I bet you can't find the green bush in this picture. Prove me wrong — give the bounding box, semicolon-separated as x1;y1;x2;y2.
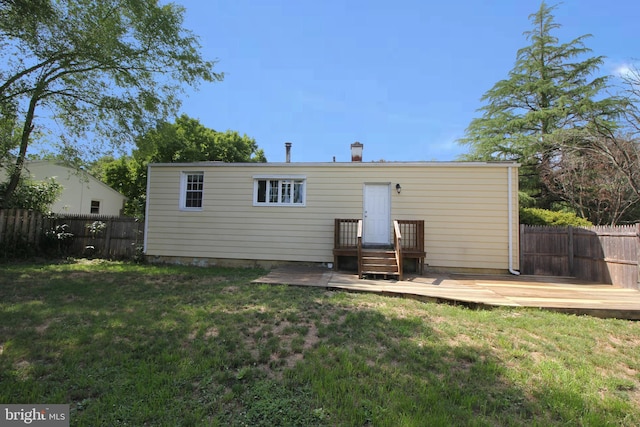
520;208;592;227
0;178;61;213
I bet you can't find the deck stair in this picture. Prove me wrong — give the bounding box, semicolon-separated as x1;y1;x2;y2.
334;218;425;281
361;247;399;278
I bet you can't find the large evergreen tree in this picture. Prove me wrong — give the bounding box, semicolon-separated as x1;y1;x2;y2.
458;2;625;207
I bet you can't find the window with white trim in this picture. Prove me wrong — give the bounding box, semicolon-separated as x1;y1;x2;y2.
180;172;204;210
90;200;100;214
253;176;306;206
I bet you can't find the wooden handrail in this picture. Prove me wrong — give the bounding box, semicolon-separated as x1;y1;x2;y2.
334;218;424;277
357;219;363;278
393;220;403;281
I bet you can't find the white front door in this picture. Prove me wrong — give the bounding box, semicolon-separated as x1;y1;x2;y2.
363;184;391;245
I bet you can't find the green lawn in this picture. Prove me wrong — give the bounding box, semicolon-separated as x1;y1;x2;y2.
0;260;639;426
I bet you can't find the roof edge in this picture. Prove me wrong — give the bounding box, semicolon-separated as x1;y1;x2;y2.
148;161;521;168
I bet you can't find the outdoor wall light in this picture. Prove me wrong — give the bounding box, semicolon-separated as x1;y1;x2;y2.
396;183;402;194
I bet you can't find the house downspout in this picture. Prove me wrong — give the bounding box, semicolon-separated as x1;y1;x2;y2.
143;164;151;255
508;166;520;275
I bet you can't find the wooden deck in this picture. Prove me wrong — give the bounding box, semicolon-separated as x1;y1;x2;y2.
253;266;640;320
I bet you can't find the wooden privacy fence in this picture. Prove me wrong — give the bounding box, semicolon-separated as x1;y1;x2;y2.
0;209;144;259
520;224;640;289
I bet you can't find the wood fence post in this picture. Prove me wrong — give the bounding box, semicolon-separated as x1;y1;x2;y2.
12;209;22;251
0;209;6;246
568;226;574;277
35;212;44;249
519;224;524;272
637;223;640;289
105;218;113;257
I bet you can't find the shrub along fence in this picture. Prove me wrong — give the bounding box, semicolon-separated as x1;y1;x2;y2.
520;224;640;289
0;209;144;259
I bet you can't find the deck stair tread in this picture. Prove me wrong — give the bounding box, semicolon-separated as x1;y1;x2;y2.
361;249;400;276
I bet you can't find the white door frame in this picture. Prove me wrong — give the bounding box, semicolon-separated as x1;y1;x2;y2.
363;183;391;245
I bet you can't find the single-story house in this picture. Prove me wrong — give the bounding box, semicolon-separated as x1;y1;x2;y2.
16;161;126;216
144;143;520;277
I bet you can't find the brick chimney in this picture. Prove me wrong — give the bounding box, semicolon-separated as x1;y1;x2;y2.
350;142;363;162
285;142;292;163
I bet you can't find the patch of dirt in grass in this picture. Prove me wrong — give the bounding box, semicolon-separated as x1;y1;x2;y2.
191;276;228;286
630;388;640;408
528;351;545;364
304;322;320;349
607;335;624;346
14;359;33;379
239;308;327;380
186;327;219;343
272;320;292;336
141;275;181;286
354;301;387;310
141;274;226;287
75;258;108;265
224;304;269;315
112;335;131;345
608;333;640;350
67;271;95;281
283;353;304;369
204;327;219;339
35;319;54;334
447;333;474;346
428;315;448;324
389;304;426;319
275;320;322;373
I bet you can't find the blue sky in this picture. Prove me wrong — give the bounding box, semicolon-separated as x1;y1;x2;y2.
176;0;638;163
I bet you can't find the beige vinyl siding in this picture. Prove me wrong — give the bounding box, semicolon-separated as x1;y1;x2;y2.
145;162;519;271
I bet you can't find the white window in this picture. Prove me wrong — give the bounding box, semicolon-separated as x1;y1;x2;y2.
180;172;204;210
253;176;306;206
90;200;100;214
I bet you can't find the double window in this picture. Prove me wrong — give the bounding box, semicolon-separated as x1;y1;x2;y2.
179;173;304;209
253;176;306;206
180;172;204;210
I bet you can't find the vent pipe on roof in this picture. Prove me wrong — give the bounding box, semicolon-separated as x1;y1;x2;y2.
285;142;292;163
351;142;363;162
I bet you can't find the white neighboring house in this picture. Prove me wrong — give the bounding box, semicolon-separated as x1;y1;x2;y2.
18;161;126;216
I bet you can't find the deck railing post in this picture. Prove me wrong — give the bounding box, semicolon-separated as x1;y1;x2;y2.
357;220;363;278
393;220;403;281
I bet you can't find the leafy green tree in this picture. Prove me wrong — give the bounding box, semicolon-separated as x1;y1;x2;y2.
83;154;117;182
0;0;222;207
458;2;625;207
0;112;18;170
0;177;61;213
134;114;266;164
93;115;266;217
102;156;145;217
